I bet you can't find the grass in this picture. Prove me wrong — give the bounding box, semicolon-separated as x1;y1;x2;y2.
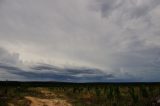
0;82;160;106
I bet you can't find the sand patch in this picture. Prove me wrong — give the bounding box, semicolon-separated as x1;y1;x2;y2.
25;96;72;106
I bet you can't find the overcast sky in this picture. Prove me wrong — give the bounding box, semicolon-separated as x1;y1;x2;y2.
0;0;160;82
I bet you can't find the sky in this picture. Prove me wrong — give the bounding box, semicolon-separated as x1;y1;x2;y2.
0;0;160;82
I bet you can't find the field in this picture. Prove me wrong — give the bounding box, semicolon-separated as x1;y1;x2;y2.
0;82;160;106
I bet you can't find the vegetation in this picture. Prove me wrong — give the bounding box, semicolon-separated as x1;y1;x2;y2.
0;82;160;106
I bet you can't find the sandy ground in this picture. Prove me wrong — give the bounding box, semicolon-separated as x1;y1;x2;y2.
25;88;72;106
25;96;72;106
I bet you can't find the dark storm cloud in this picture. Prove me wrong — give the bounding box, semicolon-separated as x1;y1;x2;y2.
0;63;21;71
0;62;114;82
0;47;114;82
32;64;105;75
0;0;160;81
93;0;160;19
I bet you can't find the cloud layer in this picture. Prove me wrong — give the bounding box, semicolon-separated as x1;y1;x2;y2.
0;0;160;81
0;49;114;82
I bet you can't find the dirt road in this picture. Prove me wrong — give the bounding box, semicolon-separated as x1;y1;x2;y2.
25;96;72;106
25;88;72;106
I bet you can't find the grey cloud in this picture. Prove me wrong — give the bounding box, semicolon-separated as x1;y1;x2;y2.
91;0;122;17
32;64;105;75
0;62;114;82
0;47;20;65
0;63;21;71
0;0;160;81
111;44;160;68
93;0;160;19
0;47;115;82
30;64;115;82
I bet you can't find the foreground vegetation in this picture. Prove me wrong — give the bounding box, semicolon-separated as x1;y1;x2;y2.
0;82;160;106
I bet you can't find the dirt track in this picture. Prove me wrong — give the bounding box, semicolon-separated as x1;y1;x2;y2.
25;88;72;106
25;96;72;106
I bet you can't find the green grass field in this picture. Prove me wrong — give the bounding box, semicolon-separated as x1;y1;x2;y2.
0;82;160;106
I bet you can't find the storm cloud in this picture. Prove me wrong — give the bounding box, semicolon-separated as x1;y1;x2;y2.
0;60;115;82
0;0;160;81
